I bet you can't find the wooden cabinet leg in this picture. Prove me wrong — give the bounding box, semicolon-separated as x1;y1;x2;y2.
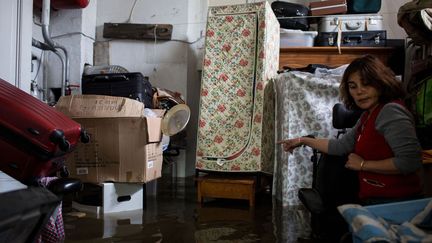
249;185;255;207
197;181;202;203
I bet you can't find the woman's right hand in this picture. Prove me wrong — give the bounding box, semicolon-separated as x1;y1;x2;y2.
277;137;303;153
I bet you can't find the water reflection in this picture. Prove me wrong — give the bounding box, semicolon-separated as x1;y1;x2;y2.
63;177;313;243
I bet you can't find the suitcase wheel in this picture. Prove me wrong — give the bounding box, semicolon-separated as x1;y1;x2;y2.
60;165;70;178
50;129;71;152
80;130;90;143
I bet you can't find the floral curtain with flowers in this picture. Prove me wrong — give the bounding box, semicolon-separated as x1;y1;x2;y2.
273;66;347;206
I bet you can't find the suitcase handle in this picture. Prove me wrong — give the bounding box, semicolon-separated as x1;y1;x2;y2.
344;21;362;31
343;34;362;44
91;74;129;82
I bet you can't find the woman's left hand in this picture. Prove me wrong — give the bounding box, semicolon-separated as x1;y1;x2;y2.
345;153;364;171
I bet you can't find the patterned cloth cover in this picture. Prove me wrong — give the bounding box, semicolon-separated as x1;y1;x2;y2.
274;66;347;206
37;177;65;243
196;2;280;174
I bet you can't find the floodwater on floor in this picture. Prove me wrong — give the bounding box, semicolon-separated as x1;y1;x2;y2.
62;176;316;243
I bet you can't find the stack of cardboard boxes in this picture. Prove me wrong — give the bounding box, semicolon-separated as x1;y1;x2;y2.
56;94;164;184
56;95;164;213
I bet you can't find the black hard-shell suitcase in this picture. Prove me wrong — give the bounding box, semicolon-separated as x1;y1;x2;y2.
82;72;153;108
0;78;89;184
271;1;309;31
315;30;386;47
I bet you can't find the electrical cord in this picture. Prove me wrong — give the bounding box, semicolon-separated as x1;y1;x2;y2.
170;36;204;44
31;51;44;82
126;0;139;23
35;0;205;45
51;32;95;41
126;0;204;44
33;12;95;41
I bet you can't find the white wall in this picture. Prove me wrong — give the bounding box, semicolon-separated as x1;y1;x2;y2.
95;0;190;97
0;0;32;91
380;0;411;38
185;0;208;177
95;0;207;177
32;0;97;102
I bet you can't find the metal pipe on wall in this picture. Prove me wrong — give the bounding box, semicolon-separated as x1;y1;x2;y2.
55;46;69;94
41;0;69;97
32;38;54;51
32;38;66;101
52;51;66;98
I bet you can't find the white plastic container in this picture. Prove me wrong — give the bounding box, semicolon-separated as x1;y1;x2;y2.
72;182;144;214
319;14;383;33
280;29;318;47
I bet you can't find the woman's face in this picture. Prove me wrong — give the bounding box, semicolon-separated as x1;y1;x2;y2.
347;72;380;111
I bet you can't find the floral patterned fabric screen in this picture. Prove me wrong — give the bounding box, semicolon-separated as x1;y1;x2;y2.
196;2;279;174
274;67;347;206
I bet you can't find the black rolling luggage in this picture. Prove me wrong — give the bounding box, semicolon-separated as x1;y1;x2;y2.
271;1;309;31
315;30;387;47
82;72;153;108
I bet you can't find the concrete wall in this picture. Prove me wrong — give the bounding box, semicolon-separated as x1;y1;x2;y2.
32;0;97;101
0;0;32;91
95;0;190;96
185;0;208;177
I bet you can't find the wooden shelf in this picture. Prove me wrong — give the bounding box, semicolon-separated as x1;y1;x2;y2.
279;46;403;70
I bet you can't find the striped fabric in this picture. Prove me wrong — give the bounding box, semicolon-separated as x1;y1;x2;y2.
338;200;432;243
338;204;393;242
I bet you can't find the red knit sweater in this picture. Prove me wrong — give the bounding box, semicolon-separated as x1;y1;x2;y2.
354;102;422;199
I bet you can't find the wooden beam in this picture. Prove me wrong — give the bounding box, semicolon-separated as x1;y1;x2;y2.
103;23;173;40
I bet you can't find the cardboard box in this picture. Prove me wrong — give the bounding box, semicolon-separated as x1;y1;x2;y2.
56;95;163;183
55;94;145;118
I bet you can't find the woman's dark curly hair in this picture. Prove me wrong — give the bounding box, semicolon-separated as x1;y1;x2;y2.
339;55;405;110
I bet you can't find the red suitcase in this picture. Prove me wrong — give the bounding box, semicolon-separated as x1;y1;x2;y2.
0;78;89;183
